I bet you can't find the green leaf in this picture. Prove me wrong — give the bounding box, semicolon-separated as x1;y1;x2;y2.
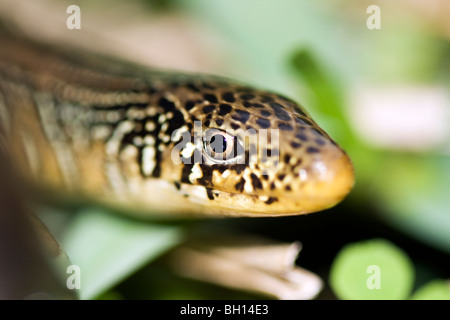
61;208;184;300
412;280;450;300
330;239;414;300
288;48;363;153
372;155;450;254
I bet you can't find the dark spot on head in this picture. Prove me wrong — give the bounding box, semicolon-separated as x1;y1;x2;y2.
296;132;308;142
235;178;245;192
215;118;224;126
158;97;176;111
270;182;276;190
277;174;285;181
260;109;271;117
203;105;215;114
232;110;250;124
269;102;291;121
222;92;235;103
197;165;213;187
218;104;232;116
240;93;255;101
206;188;214;200
256;118;271;129
181;164;194;184
265;197;277;205
250;173;263;190
306;146;320;154
166;109;185;136
204;120;211;127
291;142;302;148
284;154;291;164
315;138;326;146
231;123;240;130
185;100;196;111
285;185;292;191
278;122;293;131
203;94;218;103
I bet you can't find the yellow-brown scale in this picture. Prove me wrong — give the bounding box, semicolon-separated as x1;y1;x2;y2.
159;84;354;216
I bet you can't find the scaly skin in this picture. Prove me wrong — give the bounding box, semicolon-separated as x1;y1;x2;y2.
0;27;354;218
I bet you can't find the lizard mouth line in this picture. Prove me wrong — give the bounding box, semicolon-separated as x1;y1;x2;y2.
177;183;350;217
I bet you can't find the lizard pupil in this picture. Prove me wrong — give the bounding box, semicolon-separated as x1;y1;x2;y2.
203;128;240;164
210;134;227;154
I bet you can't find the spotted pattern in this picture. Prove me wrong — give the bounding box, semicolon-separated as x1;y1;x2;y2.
161;78;341;207
0;28;354;217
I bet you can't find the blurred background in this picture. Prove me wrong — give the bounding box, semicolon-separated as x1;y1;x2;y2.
1;0;449;299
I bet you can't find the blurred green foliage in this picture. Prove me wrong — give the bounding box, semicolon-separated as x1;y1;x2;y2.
62;209;184;299
330;239;450;300
412;279;450;300
330;239;414;300
53;0;449;300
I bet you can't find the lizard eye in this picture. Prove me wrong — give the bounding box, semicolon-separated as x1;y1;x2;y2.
203;129;242;164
